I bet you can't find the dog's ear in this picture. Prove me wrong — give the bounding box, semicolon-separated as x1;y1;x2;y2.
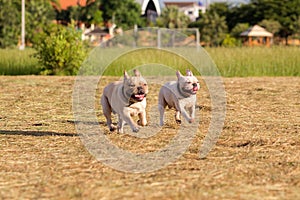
124;70;129;80
133;69;141;77
186;69;193;76
176;70;183;79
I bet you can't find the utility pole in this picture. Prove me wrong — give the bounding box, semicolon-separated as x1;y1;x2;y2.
19;0;25;50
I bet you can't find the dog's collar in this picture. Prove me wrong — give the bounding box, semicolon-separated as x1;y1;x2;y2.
177;82;190;98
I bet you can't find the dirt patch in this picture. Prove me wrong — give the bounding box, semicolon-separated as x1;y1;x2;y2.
0;76;299;199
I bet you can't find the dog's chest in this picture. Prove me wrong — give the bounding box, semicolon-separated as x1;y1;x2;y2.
128;101;146;116
179;96;196;108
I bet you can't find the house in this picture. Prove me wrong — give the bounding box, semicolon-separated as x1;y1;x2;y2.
240;25;273;47
136;0;206;22
163;0;205;21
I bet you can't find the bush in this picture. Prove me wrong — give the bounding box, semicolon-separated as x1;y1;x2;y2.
34;23;87;75
222;34;238;47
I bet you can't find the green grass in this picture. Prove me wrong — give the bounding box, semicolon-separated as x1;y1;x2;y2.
206;46;300;77
0;46;300;76
104;48;194;76
0;48;41;75
80;47;196;76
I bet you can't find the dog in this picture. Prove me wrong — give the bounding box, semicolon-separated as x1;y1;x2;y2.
158;70;200;126
101;69;148;133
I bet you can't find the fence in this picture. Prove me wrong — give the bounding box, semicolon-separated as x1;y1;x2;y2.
102;28;200;50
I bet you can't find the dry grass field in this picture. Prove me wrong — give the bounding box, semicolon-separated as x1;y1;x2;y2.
0;76;299;199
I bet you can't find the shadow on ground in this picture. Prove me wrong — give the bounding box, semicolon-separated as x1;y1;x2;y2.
0;130;78;137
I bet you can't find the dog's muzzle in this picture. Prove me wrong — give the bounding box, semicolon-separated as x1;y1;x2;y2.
131;87;147;101
192;83;199;92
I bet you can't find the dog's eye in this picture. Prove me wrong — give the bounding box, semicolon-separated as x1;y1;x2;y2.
187;81;192;84
144;83;147;86
129;84;135;87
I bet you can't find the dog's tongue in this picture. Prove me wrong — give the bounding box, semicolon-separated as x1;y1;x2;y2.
193;86;198;92
135;94;144;100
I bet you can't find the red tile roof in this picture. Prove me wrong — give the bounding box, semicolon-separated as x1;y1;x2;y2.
58;0;88;9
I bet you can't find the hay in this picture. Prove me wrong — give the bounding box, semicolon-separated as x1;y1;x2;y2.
0;76;299;199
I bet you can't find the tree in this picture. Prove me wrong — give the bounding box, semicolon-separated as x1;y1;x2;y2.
100;0;144;30
227;23;249;46
293;17;300;39
50;0;60;9
231;23;249;38
275;1;300;44
0;0;21;48
55;0;103;27
189;11;227;46
226;3;257;31
80;0;103;26
0;0;55;48
208;2;230;19
251;0;300;44
259;19;281;36
26;0;56;45
228;0;300;44
156;6;190;29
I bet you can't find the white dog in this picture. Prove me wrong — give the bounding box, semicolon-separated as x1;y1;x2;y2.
158;70;200;126
101;70;148;133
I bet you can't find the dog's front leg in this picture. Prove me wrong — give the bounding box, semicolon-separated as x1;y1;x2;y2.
117;114;125;133
180;104;193;123
121;108;139;133
187;105;195;123
138;110;147;126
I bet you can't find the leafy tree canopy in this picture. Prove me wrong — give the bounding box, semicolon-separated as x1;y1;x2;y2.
190;11;227;46
100;0;144;30
230;23;249;38
0;0;55;48
259;19;281;36
191;0;300;45
0;0;21;48
227;0;300;40
157;6;190;29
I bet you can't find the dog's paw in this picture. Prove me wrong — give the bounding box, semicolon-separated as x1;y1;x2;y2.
176;119;182;124
137;120;147;126
117;125;124;134
109;125;117;132
132;127;139;133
